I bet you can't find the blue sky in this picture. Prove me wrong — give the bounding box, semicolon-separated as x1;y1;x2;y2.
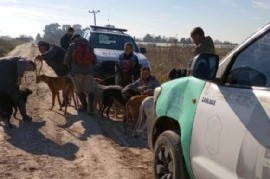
0;0;269;43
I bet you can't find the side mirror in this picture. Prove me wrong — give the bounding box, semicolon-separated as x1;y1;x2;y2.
190;53;219;80
140;47;147;54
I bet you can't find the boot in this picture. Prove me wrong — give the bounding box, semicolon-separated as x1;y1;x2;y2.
77;93;87;112
87;93;95;116
18;100;32;122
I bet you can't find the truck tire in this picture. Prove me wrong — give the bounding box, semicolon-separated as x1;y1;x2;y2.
154;130;188;179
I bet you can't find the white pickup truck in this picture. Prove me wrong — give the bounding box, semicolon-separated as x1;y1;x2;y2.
147;23;270;179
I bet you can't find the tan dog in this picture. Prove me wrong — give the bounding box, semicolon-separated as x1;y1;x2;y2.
36;75;77;114
124;95;148;134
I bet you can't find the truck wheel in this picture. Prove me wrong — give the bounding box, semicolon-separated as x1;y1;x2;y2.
154;130;188;179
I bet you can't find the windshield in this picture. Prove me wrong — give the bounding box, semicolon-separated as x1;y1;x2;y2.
90;33;139;52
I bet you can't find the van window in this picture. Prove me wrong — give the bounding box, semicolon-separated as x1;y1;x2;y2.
83;29;91;41
90;33;139;52
226;31;270;87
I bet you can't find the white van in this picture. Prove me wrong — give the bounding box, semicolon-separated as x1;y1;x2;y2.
83;25;150;84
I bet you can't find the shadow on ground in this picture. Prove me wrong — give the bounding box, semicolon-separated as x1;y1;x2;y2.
4;120;79;161
59;112;148;149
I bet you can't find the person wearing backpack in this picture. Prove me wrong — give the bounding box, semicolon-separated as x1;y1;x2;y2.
64;34;97;115
115;42;140;87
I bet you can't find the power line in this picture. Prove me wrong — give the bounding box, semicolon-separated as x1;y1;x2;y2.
88;10;100;26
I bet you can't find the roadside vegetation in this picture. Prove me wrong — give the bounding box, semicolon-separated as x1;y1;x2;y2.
0;36;33;57
144;45;234;83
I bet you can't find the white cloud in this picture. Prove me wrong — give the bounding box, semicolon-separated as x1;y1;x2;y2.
252;0;270;9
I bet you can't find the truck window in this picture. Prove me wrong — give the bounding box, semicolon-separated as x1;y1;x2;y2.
226;31;270;87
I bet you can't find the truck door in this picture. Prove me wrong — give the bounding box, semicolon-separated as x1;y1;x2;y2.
190;31;270;179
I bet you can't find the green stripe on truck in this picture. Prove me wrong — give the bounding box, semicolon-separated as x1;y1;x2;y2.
156;77;206;178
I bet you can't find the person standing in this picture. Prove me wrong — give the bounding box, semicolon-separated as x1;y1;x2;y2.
186;27;216;75
37;41;69;77
60;27;74;51
37;41;70;105
0;57;36;121
64;35;97;115
190;27;215;56
115;42;140;87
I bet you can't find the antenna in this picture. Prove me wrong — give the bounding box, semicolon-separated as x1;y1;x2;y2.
107;9;110;24
88;10;100;26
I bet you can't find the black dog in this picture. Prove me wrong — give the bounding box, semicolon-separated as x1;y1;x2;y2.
168;68;187;80
13;88;33;119
0;92;14;128
100;87;139;120
0;88;32;128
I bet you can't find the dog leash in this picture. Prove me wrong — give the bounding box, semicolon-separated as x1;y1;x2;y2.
100;73;117;83
34;56;43;95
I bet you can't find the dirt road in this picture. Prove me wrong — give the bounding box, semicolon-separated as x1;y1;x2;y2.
0;43;153;179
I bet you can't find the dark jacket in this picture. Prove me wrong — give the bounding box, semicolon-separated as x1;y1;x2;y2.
115;52;140;87
194;36;215;56
0;57;27;97
64;37;96;76
41;44;69;76
60;34;72;51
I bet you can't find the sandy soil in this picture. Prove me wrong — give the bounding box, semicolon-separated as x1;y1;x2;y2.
0;43;153;179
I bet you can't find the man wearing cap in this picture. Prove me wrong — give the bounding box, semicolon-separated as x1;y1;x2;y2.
60;27;74;51
0;57;36;121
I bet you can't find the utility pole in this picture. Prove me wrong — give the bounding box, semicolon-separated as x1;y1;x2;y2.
89;10;100;26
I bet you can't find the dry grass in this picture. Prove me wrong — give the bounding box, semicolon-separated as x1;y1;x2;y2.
144;45;234;83
0;39;16;57
0;39;33;57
